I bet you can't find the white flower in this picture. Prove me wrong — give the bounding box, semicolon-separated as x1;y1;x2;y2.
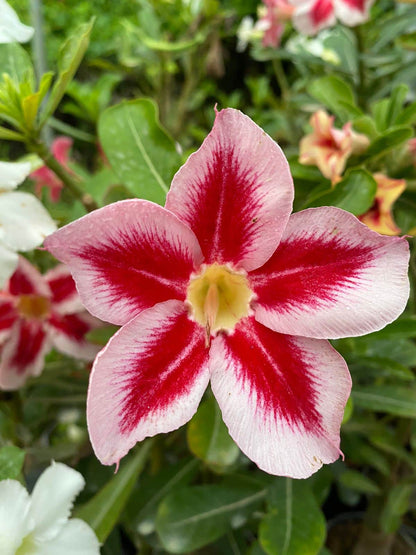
0;0;34;44
0;161;57;287
0;462;100;555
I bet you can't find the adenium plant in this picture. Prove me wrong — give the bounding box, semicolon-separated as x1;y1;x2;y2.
45;108;409;479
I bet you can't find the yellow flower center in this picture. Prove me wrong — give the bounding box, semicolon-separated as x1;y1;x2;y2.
186;263;254;346
17;294;50;320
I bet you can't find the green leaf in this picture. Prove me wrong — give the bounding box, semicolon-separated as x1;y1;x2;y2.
396;101;416;126
98;98;181;204
364;317;416;340
352;115;378;140
338;470;381;496
307;75;360;121
156;482;266;553
259;479;326;555
380;484;412;534
348;355;415;381
0;126;24;141
352;385;416;418
370;433;416;473
187;396;240;469
0;42;33;83
75;440;152;542
363;126;413;160
0;446;25;480
386;84;409;128
130;458;199;536
40;19;94;125
305;169;377;216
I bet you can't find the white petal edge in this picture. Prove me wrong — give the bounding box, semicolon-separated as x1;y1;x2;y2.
36;518;100;555
29;462;85;543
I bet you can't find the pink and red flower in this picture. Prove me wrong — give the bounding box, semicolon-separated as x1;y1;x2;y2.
45;108;409;478
30;137;73;203
0;257;101;390
259;0;295;48
291;0;375;36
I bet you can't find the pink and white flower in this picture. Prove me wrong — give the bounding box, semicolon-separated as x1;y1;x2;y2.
259;0;295;48
0;257;101;390
30;137;74;203
45;108;409;479
291;0;375;36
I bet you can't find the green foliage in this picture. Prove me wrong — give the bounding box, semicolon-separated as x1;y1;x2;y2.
98;99;181;204
0;446;25;480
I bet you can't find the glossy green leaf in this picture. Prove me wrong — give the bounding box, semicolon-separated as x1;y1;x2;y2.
259;479;326;555
0;446;25;480
130;458;199;536
75;440;152;542
305;169;377;215
187;396;240;469
307;75;360;121
156;482;266;553
338;470;381;495
364;126;413;159
98;98;181;203
352;385;416;418
40;19;94;125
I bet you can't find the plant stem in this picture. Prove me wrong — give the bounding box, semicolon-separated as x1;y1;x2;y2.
27;139;98;212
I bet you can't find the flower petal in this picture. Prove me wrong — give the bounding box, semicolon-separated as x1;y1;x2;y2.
0;319;50;390
29;462;85;543
0;0;34;43
0;296;18;342
48;312;101;360
45;200;203;326
37;518;100;555
87;300;209;465
0;191;56;251
335;0;374;26
165;108;294;272
292;0;336;35
210;317;351;478
251;207;409;339
45;265;84;314
7;256;50;297
0;242;18;288
0;479;33;555
0;160;32;190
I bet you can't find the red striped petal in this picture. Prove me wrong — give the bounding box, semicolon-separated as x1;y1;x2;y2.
48;312;101;360
87;300;209;465
210;317;351;478
45;200;203;326
251;207;409;339
166;108;294;272
0;320;49;390
45;265;83;314
7;257;50;297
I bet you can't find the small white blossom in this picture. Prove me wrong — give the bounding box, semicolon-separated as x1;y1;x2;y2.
0;462;100;555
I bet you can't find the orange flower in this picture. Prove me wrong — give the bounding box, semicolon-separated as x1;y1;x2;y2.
360;173;406;236
299;110;369;184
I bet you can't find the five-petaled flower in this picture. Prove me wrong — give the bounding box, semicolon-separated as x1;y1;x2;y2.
30;137;74;203
291;0;375;36
299;110;369;184
0;461;100;554
360;173;406;236
0;257;101;390
45;108;409;479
